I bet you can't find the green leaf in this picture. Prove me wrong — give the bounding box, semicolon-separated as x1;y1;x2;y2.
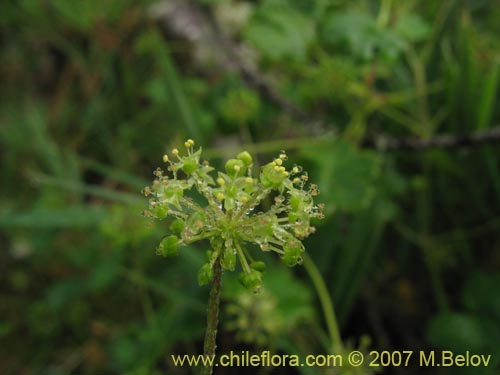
301;140;381;212
321;10;406;60
0;207;107;228
394;14;431;42
426;312;488;352
245;9;315;61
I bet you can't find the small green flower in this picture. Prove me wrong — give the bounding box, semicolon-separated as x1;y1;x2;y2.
157;235;179;257
237;151;253;166
282;239;304;266
143;141;324;292
198;263;214;286
250;261;266;272
239;269;263;293
221;246;237;271
225;158;246;177
169;219;184;235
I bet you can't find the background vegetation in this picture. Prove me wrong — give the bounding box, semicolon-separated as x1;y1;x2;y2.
1;0;500;374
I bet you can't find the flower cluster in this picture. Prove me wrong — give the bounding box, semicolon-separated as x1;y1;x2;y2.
143;140;324;292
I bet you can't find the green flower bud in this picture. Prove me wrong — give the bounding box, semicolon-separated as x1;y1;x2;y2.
221;247;236;271
282;240;304;266
282;252;301;266
293;222;312;239
260;163;286;188
198;263;213;286
170;219;184;235
250;261;266;272
239;269;263;293
225;159;246;177
153;204;168;219
237;151;253;166
182;157;198;174
157;235;179;257
226;185;238;198
254;216;276;240
289;196;302;211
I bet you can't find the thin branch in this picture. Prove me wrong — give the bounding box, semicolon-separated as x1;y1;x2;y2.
363;125;500;151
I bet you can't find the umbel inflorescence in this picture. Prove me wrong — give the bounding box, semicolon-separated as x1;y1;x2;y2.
143;140;324;292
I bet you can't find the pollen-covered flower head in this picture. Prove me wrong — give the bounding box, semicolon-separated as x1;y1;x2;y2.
143;140;324;293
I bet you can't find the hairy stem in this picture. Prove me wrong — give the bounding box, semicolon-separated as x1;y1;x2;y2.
201;258;222;375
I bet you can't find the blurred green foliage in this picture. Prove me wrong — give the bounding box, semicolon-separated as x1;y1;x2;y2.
1;0;500;374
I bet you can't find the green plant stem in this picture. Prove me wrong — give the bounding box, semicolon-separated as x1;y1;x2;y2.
303;254;343;352
234;241;251;274
377;0;392;28
201;258;222;375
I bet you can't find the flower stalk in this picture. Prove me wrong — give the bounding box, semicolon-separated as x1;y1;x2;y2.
201;256;222;375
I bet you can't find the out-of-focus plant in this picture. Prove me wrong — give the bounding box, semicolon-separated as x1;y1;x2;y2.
143;140;323;374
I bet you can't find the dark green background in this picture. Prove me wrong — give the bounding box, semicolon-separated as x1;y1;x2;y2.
1;1;499;374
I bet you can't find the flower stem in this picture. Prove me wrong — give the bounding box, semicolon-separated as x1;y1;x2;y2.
201;257;222;375
303;253;343;352
234;241;251;274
